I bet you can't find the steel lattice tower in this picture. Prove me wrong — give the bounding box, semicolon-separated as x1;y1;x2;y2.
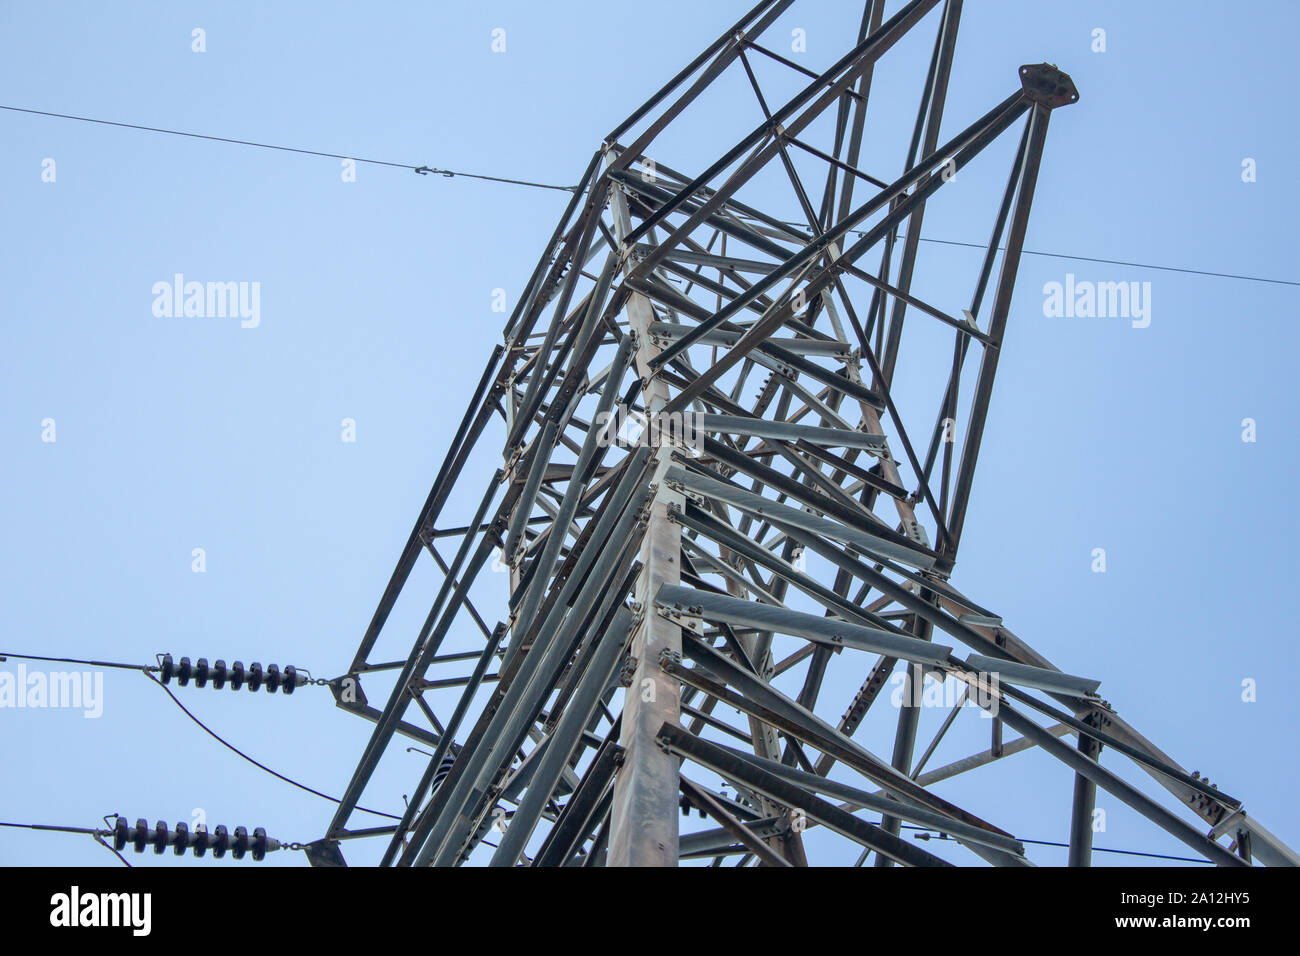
317;0;1298;867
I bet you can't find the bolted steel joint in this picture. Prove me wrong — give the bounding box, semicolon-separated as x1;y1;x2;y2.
1018;63;1079;109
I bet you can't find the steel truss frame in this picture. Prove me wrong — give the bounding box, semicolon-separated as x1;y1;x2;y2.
320;0;1297;867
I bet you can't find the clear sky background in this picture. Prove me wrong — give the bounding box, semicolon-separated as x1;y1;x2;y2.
1;0;1296;867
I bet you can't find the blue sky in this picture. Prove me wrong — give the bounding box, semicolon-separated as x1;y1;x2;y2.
1;0;1296;867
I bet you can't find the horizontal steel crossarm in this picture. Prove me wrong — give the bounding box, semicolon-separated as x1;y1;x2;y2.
647;321;852;357
698;414;885;452
657;583;952;665
667;464;935;568
964;653;1100;698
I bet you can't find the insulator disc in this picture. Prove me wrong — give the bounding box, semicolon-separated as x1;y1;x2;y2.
212;824;229;859
153;821;169;854
173;821;189;856
133;818;148;853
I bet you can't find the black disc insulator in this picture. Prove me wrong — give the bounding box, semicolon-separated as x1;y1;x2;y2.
247;662;263;691
283;665;297;694
252;826;268;862
232;825;248;860
159;654;174;684
153;820;169;854
132;818;148;853
192;825;209;857
212;659;227;689
176;657;192;686
212;824;229;859
173;821;189;856
113;816;128;851
229;661;245;690
265;663;281;693
194;658;209;688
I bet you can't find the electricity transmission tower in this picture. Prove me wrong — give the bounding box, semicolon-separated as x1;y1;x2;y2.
319;0;1297;867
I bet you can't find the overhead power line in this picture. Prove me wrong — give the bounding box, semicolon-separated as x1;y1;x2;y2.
6;104;1297;289
0;648;400;822
906;234;1300;289
0;821;132;866
904;825;1214;865
145;671;403;822
0;104;578;192
778;222;1299;290
1;817;289;865
0;650;155;670
0;659;1216;864
1;817;1208;867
